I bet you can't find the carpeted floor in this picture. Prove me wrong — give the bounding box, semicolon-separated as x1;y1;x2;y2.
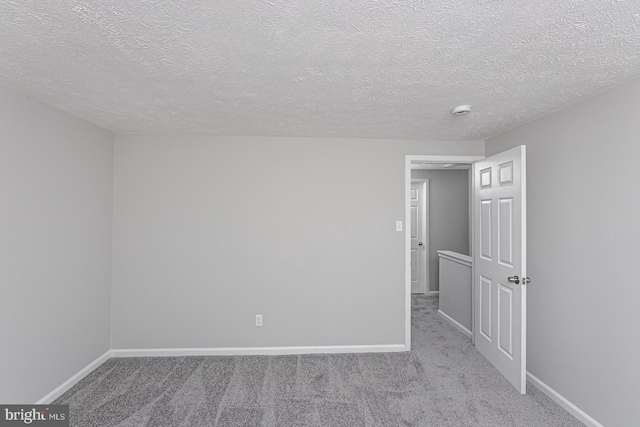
54;295;584;426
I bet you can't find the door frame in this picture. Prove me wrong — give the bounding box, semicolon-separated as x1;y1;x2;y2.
411;178;429;294
404;155;484;349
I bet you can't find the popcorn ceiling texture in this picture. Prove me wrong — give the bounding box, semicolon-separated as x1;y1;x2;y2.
1;0;639;139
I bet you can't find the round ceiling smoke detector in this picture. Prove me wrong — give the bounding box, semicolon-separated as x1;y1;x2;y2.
451;105;471;116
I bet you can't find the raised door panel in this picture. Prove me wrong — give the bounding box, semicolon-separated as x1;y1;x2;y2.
411;207;418;239
480;200;492;260
499;162;514;186
498;284;514;359
479;276;492;341
411;249;418;283
480;167;492;188
498;198;514;267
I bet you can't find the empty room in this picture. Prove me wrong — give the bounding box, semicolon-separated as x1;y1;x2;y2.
1;1;639;426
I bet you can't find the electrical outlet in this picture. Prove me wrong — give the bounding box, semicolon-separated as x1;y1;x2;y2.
255;314;263;327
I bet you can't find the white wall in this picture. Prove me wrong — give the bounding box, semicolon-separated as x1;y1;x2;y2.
411;169;469;293
111;135;483;349
487;78;640;427
0;86;114;403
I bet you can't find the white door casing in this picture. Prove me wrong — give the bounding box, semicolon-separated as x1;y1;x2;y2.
473;146;527;393
411;180;428;294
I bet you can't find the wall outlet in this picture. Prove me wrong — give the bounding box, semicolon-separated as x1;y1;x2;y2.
255;314;263;327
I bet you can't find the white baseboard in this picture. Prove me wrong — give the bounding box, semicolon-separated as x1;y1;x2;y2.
111;344;407;358
428;291;440;295
527;372;604;427
437;309;472;338
36;350;112;404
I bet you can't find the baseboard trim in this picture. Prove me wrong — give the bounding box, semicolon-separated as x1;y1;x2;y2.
36;350;112;404
111;344;407;358
427;291;440;295
527;372;604;427
437;309;472;338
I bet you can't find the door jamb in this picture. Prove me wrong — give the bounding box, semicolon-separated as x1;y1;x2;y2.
404;155;484;350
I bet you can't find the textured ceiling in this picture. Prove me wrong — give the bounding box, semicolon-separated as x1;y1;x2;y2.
1;0;639;139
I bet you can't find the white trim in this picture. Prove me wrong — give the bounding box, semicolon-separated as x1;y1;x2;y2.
110;344;407;358
405;156;412;350
410;155;485;164
427;290;439;295
438;310;472;338
36;350;112;404
520;146;528;394
468;167;473;256
424;179;430;294
405;155;484;351
527;372;604;427
470;163;476;345
437;250;472;267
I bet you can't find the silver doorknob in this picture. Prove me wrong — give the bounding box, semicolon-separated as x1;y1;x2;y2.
523;277;531;284
418;242;423;246
507;275;520;284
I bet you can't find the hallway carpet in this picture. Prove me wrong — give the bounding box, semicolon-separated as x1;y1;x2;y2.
54;296;583;426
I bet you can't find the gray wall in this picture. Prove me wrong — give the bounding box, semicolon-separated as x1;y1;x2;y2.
111;135;483;349
487;78;640;426
411;169;469;293
0;86;114;403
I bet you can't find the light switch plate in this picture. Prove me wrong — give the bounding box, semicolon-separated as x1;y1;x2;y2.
396;221;403;232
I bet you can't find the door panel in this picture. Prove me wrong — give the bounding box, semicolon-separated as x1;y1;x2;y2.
411;249;418;283
498;284;514;358
479;276;492;340
411;206;418;238
473;146;527;393
480;200;492;260
498;198;514;266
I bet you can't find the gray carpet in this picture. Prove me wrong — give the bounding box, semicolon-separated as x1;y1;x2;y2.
54;295;584;426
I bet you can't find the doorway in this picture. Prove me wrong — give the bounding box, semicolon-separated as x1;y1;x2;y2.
405;148;528;394
404;155;483;349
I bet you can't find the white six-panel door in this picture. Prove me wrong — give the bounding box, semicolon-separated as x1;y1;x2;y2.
473;146;527;393
411;180;428;294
